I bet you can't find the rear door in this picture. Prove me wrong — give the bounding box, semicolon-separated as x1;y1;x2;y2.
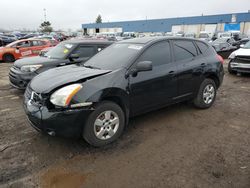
129;40;178;115
30;40;47;56
172;39;206;100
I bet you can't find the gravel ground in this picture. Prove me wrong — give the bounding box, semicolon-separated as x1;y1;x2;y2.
0;61;250;188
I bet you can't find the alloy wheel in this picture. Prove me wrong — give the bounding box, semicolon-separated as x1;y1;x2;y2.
94;110;120;140
203;84;215;104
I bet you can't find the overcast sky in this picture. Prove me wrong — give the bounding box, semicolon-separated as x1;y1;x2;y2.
0;0;250;31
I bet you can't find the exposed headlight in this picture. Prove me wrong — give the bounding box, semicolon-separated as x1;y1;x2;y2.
229;52;236;59
21;65;43;72
50;84;83;107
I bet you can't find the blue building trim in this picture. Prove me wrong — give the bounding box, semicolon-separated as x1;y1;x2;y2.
82;12;250;32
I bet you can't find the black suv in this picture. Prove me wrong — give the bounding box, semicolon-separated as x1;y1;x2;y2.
23;37;224;147
9;39;113;89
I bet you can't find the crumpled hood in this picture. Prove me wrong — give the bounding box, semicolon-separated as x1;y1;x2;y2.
233;48;250;57
14;56;60;68
30;64;111;93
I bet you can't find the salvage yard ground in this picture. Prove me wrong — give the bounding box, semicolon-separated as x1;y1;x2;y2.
0;61;250;188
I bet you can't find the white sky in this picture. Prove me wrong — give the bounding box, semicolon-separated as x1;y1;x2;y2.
0;0;249;31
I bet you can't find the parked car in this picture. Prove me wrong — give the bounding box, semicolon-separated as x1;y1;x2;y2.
211;39;237;59
228;41;250;74
232;38;250;48
2;34;18;40
175;31;185;37
9;40;113;89
198;32;211;41
0;38;3;47
0;39;53;62
20;33;40;40
185;33;196;38
0;35;16;45
23;37;224;147
35;35;59;41
165;32;174;37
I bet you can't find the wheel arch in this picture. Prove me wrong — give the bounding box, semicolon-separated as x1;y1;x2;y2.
2;53;15;62
87;88;130;126
205;73;220;88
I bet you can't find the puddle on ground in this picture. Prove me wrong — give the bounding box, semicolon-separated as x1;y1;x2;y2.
41;166;91;188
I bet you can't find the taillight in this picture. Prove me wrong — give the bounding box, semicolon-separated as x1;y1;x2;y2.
217;54;224;64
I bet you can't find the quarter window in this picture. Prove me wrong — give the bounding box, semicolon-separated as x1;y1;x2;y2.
137;41;171;66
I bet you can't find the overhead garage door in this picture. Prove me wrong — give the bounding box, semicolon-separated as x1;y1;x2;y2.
204;24;217;34
185;25;199;33
172;25;182;34
244;22;250;35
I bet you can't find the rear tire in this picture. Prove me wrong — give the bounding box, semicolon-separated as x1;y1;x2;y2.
193;79;217;109
83;101;125;147
228;60;237;74
3;54;15;62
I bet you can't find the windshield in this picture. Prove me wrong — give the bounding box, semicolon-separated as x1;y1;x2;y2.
84;43;144;70
45;42;76;59
243;41;250;49
6;40;19;47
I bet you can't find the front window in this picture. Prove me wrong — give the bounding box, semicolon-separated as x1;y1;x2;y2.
84;43;144;70
44;42;76;59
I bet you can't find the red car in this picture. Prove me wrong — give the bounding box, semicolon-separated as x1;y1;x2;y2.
0;39;53;62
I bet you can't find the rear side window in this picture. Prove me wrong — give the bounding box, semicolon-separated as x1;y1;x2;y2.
73;46;95;58
173;40;197;61
196;41;209;54
32;40;46;46
137;41;171;66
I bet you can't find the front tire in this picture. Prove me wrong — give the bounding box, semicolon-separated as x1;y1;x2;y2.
3;54;15;62
83;101;125;147
193;79;217;109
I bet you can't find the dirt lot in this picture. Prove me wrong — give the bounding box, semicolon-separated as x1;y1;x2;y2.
0;61;250;188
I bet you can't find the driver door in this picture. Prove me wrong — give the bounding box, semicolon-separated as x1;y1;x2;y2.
129;41;177;116
15;41;32;58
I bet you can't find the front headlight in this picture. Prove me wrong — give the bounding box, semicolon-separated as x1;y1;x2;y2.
229;52;236;59
21;64;43;72
50;84;82;107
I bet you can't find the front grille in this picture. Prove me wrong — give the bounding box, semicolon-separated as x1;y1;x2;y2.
235;56;250;64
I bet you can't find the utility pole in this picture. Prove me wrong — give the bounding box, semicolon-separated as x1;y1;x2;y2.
43;8;47;22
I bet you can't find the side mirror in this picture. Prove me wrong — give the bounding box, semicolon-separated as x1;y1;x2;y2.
136;61;152;72
127;61;152;78
69;53;79;61
240;44;245;48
